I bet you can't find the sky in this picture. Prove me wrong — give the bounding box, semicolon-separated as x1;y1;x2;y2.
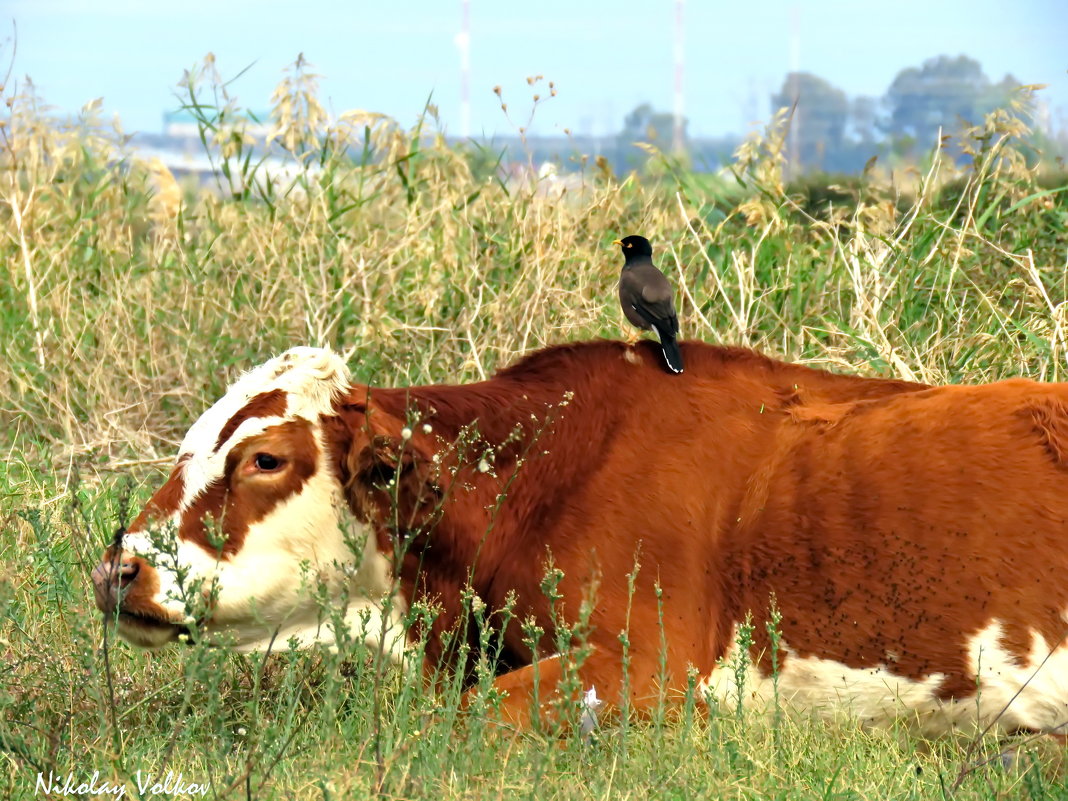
6;0;1068;140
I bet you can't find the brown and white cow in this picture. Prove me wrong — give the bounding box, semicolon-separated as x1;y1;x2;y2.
94;339;1068;736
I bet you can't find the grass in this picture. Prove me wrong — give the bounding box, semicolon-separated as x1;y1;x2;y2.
2;55;1068;798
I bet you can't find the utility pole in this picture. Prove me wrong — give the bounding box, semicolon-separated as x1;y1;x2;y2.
673;0;685;154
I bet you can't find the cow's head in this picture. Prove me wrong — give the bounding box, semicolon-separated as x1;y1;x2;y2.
91;347;407;654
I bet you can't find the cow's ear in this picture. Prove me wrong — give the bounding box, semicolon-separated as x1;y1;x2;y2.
324;386;439;509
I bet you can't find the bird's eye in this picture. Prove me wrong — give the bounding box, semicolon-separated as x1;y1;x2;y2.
253;453;283;472
625;242;632;248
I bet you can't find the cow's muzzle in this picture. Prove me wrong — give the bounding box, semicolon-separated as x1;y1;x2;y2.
91;549;187;648
91;554;139;615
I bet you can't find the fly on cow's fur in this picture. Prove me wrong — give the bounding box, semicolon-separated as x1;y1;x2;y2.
94;337;1068;742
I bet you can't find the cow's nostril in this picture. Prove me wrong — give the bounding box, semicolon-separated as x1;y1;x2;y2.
92;555;144;616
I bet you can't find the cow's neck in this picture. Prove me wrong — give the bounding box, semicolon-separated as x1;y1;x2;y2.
373;365;599;557
368;357;618;665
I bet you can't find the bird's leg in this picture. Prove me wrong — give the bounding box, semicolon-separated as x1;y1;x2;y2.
620;310;642;346
621;327;643;365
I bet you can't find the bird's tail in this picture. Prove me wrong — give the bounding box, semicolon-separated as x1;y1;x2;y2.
653;323;684;374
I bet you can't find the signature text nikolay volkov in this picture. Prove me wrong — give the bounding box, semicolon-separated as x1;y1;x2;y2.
35;770;209;797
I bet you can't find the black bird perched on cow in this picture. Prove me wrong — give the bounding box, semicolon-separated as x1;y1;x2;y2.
614;234;684;374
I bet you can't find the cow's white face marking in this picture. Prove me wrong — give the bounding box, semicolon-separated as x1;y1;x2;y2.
702;620;1068;736
118;347;406;654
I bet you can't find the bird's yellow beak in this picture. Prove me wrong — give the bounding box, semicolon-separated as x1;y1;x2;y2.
611;239;623;247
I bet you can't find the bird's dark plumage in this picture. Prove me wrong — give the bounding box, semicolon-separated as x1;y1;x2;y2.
614;235;683;374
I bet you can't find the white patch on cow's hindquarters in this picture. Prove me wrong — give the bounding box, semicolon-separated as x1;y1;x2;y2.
701;620;1068;736
122;347;409;658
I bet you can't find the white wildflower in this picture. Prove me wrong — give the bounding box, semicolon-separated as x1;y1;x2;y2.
580;686;603;737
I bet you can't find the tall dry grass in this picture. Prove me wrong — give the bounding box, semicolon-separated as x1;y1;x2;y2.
1;56;1064;477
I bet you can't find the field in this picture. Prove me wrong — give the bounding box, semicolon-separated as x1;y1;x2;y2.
3;63;1068;799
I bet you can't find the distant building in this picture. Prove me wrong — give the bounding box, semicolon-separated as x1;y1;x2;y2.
162;109;272;140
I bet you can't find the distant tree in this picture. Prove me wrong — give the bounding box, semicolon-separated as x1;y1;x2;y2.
771;72;849;170
883;55;1019;151
850;96;878;146
985;73;1022;113
616;103;689;169
620;103;686;147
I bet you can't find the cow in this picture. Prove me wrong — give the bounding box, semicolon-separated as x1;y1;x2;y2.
93;339;1068;737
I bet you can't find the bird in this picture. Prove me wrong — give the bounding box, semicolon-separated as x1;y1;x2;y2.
613;235;684;374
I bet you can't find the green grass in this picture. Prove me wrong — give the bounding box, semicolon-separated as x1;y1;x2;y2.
2;60;1068;798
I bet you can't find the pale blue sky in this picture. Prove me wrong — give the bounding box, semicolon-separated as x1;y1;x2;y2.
7;0;1068;138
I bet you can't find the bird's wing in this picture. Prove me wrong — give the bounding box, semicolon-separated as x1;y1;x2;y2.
631;265;677;322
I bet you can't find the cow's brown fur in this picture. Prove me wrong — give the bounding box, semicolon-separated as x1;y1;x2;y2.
324;340;966;723
181;419;320;556
119;419;319;568
214;389;288;452
129;454;188;532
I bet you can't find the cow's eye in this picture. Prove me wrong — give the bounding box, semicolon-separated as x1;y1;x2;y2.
253;453;283;472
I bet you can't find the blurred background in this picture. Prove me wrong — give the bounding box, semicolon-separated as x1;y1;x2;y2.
8;0;1068;177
